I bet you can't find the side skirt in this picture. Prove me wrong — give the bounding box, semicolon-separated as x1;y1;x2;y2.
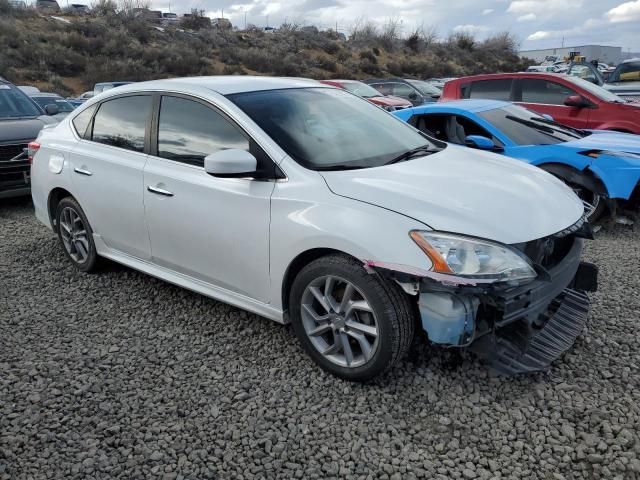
93;235;286;324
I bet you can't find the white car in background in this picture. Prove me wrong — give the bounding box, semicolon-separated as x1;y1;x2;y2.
29;77;597;380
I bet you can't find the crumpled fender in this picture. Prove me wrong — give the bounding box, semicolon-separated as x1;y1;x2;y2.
588;154;640;200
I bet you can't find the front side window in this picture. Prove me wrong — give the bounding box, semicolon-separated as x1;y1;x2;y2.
520;79;576;105
406;79;441;97
0;84;42;118
228;87;440;170
468;79;512;100
479;104;587;146
92;95;151;152
157;96;249;167
565;76;624;103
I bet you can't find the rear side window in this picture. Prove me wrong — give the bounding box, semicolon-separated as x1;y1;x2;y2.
468;79;513;100
92;96;151;153
521;79;576;105
71;104;97;138
157;96;249;167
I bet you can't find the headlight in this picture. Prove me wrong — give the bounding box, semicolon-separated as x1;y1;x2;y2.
409;231;537;284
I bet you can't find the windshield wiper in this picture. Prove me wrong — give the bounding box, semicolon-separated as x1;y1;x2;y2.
385;145;438;165
314;164;366;171
505;115;583;139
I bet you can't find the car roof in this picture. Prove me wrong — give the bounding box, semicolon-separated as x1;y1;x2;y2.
31;92;62;98
413;99;509;113
451;72;569;82
109;76;324;96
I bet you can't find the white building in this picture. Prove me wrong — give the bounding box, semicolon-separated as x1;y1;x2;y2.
519;45;623;65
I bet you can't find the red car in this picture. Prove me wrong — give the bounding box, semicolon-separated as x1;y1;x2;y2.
441;72;640;134
320;80;412;111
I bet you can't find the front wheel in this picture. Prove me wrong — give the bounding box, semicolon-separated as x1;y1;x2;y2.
289;254;415;381
564;180;606;222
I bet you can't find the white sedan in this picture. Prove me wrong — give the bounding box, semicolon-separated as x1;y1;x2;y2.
29;77;597;380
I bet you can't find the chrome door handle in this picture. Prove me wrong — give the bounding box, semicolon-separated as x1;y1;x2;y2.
147;185;174;197
74;167;92;176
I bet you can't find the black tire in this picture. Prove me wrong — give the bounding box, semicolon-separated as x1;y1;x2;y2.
289;254;415;381
55;196;100;273
542;167;607;222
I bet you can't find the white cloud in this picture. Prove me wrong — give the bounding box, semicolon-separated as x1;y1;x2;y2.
482;8;494;14
452;24;490;35
527;30;552;40
507;0;582;14
517;13;536;21
606;0;640;22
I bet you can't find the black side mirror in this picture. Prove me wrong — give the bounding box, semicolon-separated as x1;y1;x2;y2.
408;92;418;100
44;104;59;116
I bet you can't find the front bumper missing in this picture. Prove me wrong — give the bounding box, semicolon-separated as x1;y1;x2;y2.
413;237;598;374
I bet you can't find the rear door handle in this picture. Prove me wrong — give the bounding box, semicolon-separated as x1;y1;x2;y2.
147;185;174;197
74;167;92;176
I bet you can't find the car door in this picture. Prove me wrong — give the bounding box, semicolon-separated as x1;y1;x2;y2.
69;94;152;260
515;78;590;128
143;94;275;302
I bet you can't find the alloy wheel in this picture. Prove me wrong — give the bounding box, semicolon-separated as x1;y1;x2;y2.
300;275;379;368
59;206;90;263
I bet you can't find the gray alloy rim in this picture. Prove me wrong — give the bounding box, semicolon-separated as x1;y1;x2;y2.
301;275;379;368
59;207;90;264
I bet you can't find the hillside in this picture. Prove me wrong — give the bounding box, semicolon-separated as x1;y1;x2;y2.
0;2;530;96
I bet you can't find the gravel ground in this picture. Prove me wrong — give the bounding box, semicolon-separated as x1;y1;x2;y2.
1;197;640;480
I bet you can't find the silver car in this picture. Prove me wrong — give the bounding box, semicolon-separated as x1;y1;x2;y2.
30;77;596;380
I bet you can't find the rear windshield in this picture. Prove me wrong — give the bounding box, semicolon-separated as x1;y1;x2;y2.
32;96;75;113
610;61;640;83
0;84;42;118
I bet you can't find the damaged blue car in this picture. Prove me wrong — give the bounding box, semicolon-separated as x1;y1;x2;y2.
394;99;640;220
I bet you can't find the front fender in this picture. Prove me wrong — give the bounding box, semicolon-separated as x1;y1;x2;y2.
588;154;640;200
268;178;432;312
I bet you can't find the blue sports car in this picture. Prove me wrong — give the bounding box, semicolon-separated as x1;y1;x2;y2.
393;99;640;220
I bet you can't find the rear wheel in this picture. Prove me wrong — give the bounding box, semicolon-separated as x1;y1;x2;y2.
289;254;415;381
55;197;99;273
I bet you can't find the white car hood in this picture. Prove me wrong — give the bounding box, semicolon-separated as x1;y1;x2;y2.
320;146;584;244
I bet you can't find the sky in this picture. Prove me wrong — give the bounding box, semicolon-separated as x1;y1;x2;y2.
141;0;640;51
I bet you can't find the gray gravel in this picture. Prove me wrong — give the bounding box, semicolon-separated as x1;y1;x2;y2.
1;197;640;480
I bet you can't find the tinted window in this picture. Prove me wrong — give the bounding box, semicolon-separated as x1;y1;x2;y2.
521;79;576;105
72;104;97;138
158;96;249;167
390;83;417;99
32;96;74;113
469;79;512;100
229;88;440;170
479;104;587;146
92;96;151;152
0;84;42;118
368;83;392;96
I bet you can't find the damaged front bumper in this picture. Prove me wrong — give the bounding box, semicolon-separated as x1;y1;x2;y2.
374;232;598;374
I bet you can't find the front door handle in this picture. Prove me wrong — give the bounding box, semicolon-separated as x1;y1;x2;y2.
147;185;174;197
74;167;92;176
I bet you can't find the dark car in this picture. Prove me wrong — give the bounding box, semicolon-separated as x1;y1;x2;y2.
0;78;57;199
365;78;441;106
36;0;60;12
319;80;412;111
29;93;76;120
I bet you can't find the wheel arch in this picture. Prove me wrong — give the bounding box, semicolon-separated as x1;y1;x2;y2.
47;187;75;231
281;248;357;319
538;162;609;197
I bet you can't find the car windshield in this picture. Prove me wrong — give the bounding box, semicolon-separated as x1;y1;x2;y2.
0;84;42;118
32;96;75;113
565;76;625;103
228;88;440;170
407;80;442;97
610;61;640;83
479;104;589;146
340;82;383;99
